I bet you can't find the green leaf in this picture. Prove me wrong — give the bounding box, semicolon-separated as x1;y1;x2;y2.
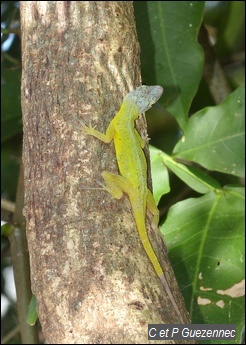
150;146;170;204
161;187;244;333
161;151;221;194
135;1;205;129
1;223;14;236
27;295;38;326
1;68;22;143
1;140;21;200
173;87;245;178
216;1;245;58
203;1;230;27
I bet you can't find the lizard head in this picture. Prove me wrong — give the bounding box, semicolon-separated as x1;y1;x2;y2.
124;85;163;114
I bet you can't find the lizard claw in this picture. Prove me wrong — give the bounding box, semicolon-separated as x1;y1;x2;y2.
69;116;95;135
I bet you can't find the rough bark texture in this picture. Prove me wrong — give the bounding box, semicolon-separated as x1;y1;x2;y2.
21;1;189;343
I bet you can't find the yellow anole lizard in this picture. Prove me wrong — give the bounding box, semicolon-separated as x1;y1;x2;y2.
82;85;185;323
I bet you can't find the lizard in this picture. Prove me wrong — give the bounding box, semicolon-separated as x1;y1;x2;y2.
82;85;185;323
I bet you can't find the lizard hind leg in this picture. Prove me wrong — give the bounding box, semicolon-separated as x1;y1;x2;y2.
101;171;132;200
146;189;159;230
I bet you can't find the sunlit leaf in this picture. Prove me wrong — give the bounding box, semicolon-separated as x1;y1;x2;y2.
174;87;245;177
161;151;220;194
161;187;244;332
150;146;170;204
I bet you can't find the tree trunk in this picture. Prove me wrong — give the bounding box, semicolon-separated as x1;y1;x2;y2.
21;1;189;343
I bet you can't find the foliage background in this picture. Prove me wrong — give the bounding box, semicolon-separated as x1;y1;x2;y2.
1;1;244;344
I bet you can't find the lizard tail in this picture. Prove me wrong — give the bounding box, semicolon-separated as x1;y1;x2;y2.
133;208;164;277
133;207;186;324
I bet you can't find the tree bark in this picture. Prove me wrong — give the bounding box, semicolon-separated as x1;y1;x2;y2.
21;1;189;343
